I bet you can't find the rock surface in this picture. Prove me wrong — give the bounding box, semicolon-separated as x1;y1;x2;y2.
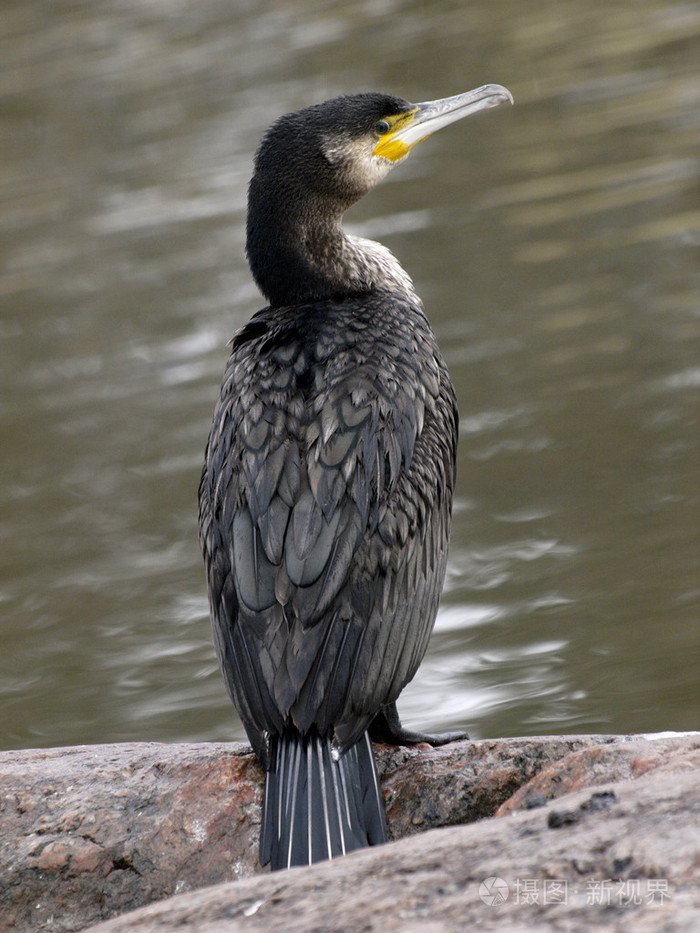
0;733;697;932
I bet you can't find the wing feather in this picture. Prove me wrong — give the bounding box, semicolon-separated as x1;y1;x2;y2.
199;293;457;753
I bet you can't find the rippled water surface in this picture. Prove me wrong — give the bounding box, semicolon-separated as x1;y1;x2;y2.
1;0;698;750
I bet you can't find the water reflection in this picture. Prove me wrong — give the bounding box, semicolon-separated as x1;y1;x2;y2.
0;0;698;751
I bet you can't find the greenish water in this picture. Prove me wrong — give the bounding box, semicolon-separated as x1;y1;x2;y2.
0;0;698;750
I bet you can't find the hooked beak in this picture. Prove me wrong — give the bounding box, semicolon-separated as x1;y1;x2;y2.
373;84;514;162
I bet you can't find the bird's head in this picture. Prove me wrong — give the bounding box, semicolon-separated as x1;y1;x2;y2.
251;85;513;210
247;86;513;305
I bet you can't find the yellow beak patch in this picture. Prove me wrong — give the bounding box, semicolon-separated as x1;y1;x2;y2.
372;109;420;162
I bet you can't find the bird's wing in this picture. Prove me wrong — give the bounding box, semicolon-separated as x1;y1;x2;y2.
199;295;457;756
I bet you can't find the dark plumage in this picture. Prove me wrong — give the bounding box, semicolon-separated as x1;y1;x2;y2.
199;86;512;870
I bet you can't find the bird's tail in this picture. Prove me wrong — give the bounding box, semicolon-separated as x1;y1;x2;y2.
260;729;387;870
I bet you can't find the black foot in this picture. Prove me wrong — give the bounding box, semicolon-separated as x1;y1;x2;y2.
368;703;468;747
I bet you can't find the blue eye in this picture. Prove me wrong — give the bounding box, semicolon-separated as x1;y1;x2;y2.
375;120;391;136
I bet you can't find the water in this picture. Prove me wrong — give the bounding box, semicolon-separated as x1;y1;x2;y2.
1;0;698;751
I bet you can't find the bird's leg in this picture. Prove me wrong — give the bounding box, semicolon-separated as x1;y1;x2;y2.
368;702;468;747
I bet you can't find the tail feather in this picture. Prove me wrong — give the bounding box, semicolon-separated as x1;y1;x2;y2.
260;730;387;870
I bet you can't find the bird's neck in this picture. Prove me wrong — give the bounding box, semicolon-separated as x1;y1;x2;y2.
246;185;416;308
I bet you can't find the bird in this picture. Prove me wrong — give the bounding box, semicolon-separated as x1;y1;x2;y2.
198;85;513;871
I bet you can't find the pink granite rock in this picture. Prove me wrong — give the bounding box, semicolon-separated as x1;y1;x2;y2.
0;733;697;932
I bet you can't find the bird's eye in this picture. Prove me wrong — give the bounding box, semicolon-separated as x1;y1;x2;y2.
375;120;391;136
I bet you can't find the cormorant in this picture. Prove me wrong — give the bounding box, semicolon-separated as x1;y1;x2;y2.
199;85;513;870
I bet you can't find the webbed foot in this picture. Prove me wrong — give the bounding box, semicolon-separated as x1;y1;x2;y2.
369;702;468;747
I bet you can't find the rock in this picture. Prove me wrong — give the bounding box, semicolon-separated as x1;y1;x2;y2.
0;742;264;933
495;731;700;815
377;734;617;837
0;733;697;932
85;744;700;933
